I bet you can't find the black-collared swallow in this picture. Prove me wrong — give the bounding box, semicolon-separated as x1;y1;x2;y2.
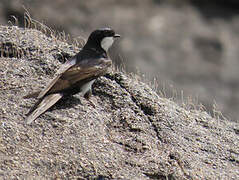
24;28;120;124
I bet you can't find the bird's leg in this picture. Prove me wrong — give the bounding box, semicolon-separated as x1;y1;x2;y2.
84;89;96;108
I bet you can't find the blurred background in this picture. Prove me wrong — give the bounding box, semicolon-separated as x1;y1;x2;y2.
0;0;239;122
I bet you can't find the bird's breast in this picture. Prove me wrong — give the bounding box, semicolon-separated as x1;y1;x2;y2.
80;79;96;96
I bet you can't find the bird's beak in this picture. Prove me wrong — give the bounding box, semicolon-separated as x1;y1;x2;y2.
114;34;121;38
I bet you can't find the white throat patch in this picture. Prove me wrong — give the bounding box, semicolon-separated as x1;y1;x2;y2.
101;37;114;51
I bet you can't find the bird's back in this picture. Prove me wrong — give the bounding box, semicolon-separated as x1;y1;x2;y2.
43;48;110;96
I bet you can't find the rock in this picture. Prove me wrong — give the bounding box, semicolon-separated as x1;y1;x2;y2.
0;26;238;179
0;0;239;122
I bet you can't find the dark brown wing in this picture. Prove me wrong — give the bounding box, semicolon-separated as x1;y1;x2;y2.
37;57;77;99
38;57;112;97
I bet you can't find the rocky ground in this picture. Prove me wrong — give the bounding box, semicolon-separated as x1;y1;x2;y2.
0;0;239;122
0;26;238;179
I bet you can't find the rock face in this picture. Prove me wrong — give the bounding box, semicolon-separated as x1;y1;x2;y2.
0;0;239;122
0;26;238;179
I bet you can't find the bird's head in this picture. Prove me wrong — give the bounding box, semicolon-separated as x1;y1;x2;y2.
84;28;120;52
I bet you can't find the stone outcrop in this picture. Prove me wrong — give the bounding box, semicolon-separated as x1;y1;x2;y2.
0;26;238;179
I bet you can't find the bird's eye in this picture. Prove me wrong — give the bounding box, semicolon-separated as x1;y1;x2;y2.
108;31;114;37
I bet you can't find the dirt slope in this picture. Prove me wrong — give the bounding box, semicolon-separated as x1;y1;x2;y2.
1;0;239;122
0;26;238;179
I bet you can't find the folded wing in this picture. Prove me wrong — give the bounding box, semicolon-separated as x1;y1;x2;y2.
38;57;112;96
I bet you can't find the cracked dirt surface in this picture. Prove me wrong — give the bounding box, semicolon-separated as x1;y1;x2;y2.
0;26;239;179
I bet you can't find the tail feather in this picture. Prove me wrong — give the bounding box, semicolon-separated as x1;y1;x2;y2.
26;97;44;116
26;93;63;124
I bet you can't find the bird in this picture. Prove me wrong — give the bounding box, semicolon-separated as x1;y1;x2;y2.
24;27;120;124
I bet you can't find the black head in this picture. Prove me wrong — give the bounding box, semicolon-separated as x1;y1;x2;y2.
83;28;120;52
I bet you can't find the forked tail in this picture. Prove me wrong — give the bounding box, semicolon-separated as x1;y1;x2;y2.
26;93;63;124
